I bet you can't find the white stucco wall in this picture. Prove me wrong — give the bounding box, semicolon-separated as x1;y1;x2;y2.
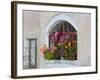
23;10;91;68
23;11;41;68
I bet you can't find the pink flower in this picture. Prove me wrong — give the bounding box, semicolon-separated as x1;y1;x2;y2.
40;47;45;55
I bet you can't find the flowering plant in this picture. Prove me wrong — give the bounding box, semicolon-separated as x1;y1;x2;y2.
40;44;55;60
40;40;77;60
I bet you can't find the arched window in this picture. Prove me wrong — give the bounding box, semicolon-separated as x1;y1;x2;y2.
49;20;77;60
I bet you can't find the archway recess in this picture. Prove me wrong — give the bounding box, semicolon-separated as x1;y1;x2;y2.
44;14;79;47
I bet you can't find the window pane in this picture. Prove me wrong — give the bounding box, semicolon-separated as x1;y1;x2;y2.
23;39;37;69
48;21;77;60
30;40;36;67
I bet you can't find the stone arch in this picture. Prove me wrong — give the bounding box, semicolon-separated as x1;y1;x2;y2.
44;14;79;47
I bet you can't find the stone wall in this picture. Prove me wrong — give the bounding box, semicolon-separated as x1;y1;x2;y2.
23;10;91;68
